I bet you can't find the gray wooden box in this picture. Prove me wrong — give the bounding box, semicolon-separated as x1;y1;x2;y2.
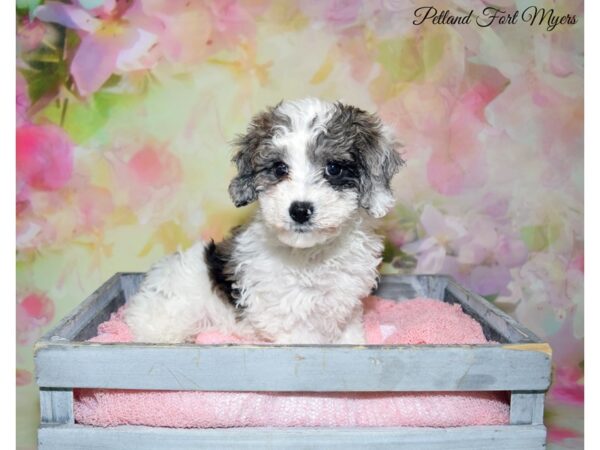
35;273;552;449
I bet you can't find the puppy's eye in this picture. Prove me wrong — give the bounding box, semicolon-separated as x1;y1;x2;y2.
273;161;288;178
325;162;343;177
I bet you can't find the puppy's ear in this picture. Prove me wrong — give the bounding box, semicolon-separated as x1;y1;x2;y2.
228;146;256;208
337;104;404;218
359;122;404;218
228;108;277;207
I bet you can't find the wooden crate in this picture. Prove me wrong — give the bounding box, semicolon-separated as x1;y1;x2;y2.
35;273;551;449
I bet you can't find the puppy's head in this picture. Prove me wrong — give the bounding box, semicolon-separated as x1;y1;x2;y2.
229;98;404;248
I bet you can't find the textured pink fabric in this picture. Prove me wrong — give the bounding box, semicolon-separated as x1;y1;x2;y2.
75;296;509;428
362;297;488;345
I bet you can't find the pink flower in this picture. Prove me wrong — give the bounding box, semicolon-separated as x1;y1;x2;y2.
16;71;30;126
485;76;583;188
403;205;528;297
467;265;512;297
16;124;74;200
142;0;263;66
381;74;507;196
324;0;363;27
16;369;33;386
34;1;159;96
298;0;363;28
549;366;584;406
16;293;55;345
403;205;467;274
75;185;114;232
547;426;581;443
208;0;254;35
495;234;528;268
478;192;509;219
127;146;182;188
139;0;213;66
16;17;47;53
426;82;500;195
362;1;419;38
569;250;584;273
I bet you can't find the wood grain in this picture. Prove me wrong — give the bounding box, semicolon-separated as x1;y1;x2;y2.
38;424;548;450
35;341;551;392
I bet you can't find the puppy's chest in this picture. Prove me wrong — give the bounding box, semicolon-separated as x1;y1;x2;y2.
233;241;381;319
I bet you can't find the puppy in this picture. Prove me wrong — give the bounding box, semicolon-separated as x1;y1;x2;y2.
123;98;403;344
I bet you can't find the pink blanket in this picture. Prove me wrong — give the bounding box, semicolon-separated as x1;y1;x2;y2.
74;297;509;428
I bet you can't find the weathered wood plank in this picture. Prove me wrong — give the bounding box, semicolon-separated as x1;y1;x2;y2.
38;424;547;450
374;275;450;301
119;273;145;302
510;392;546;425
39;388;74;424
444;281;542;344
70;273;145;342
39;273;123;342
35;341;551;392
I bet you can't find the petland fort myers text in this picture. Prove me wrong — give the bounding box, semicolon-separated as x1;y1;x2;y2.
413;6;578;31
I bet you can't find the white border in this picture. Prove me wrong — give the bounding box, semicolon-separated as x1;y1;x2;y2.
585;1;594;448
5;2;16;449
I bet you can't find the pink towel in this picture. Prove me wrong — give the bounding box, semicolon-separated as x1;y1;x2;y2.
75;297;509;428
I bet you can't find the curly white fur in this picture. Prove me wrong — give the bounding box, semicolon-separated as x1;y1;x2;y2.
122;243;240;343
124;214;381;344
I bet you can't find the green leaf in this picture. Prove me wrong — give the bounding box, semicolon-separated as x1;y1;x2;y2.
382;239;397;263
520;226;548;252
520;224;562;252
19;27;78;106
16;0;42;12
40;90;139;144
20;62;68;105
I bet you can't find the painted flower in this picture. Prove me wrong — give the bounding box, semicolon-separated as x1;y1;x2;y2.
16;293;55;345
297;0;364;28
34;1;159;96
16;71;30;126
16;16;47;53
363;0;419;37
498;248;584;351
127;145;182;188
485;75;583;189
402;205;466;273
16;369;33;386
75;185;115;233
208;0;256;42
550;366;584;406
426;80;506;196
100;143;183;224
380;65;507;195
138;0;213;66
16;124;74;201
324;0;363;27
403;205;528;297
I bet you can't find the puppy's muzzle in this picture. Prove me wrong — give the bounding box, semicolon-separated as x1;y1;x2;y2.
289;201;314;224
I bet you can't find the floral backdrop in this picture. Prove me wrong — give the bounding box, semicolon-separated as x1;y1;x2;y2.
16;0;583;448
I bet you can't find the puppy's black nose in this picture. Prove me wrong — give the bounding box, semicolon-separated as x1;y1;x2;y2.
289;201;314;224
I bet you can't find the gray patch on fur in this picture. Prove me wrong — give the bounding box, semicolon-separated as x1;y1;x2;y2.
229;104;291;207
229;100;404;214
311;102;405;215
